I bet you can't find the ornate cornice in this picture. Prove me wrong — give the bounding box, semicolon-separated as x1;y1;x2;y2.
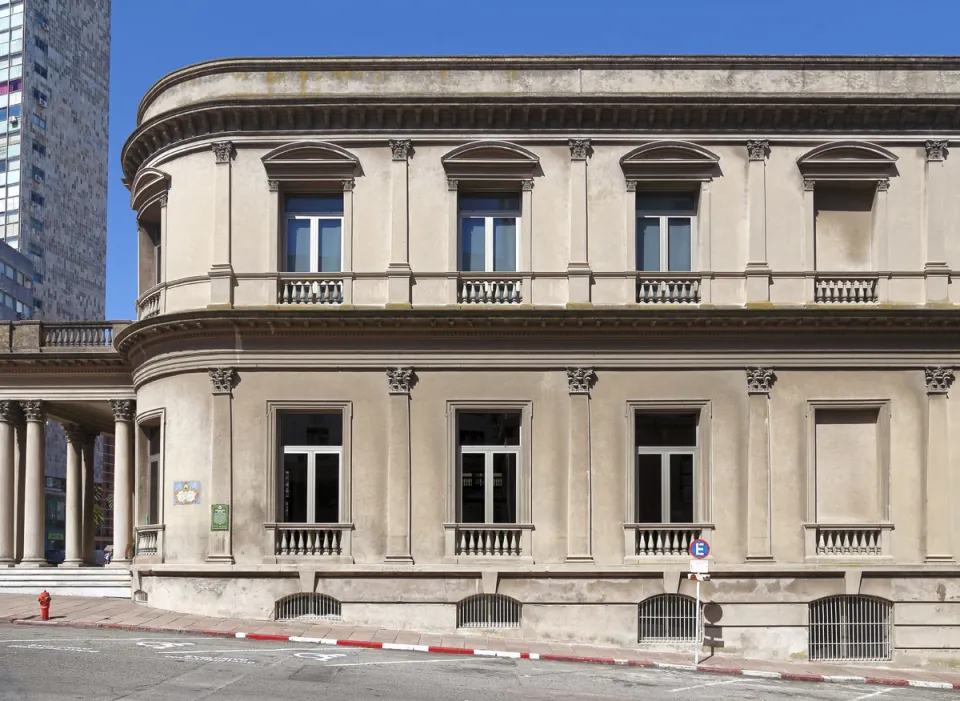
389;139;411;161
21;400;44;422
925;366;954;394
746;139;770;161
746;366;776;394
567;367;595;394
208;367;236;395
211;141;233;164
109;399;135;422
925;139;949;161
386;367;413;394
568;139;591;161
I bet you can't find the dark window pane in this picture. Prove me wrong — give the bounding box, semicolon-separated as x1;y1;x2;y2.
636;454;662;523
638;217;660;271
281;413;342;447
285;219;311;272
147;426;160;456
636;191;698;214
282;454;308;522
460;453;486;523
314;454;340;523
492;453;517;524
460;217;486;272
458;192;521;214
285;194;344;215
458;412;521;446
669;454;695;523
635;413;697;448
667;218;692;271
147;461;159;526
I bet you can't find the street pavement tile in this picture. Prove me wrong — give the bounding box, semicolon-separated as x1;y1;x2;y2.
393;630;422;645
371;629;400;643
440;636;466;648
301;624;334;638
346;627;381;640
417;633;444;646
460;635;489;649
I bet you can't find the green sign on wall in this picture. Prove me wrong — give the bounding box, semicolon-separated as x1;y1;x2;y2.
211;504;230;531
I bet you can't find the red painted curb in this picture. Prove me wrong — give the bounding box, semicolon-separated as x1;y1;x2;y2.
336;640;384;649
696;666;743;676
540;654;616;666
426;646;474;656
781;672;826;683
245;633;290;642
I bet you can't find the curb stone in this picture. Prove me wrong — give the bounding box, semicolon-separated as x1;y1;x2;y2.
9;617;959;691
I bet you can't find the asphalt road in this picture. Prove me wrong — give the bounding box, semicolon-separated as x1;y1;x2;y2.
0;623;953;700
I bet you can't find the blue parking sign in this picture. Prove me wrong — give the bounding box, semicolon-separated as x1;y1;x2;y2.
689;539;710;559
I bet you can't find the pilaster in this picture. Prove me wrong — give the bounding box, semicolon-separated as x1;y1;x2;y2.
210;141;235;306
566;367;595;563
385;368;414;563
387;140;412;305
745;140;771;302
567;140;592;304
207;368;236;563
923;141;951;303
924;367;954;561
745;368;775;561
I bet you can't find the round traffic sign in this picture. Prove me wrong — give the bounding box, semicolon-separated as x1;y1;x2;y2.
689;539;710;559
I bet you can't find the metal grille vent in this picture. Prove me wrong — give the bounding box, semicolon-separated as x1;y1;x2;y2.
456;594;521;629
274;593;342;622
133;590;148;604
809;596;892;662
638;594;699;643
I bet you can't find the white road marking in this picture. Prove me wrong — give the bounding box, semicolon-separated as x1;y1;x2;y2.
668;679;741;693
294;652;348;662
324;659;468;668
848;689;892;701
158;647;318;655
137;641;195;650
7;643;97;653
166;654;255;665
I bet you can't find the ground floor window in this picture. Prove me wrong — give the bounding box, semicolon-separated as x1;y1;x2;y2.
638;594;699;643
457;594;521;628
457;411;521;524
280;412;342;523
809;595;892;662
275;593;342;622
635;413;698;523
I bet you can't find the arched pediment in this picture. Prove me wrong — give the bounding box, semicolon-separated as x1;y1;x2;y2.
261;141;360;181
441;140;539;180
798;141;898;181
129;167;170;218
620;141;720;181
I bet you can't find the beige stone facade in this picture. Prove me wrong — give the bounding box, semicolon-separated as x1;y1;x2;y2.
3;55;960;663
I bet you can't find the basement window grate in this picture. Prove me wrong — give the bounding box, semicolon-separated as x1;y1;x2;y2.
456;594;521;629
809;595;892;662
133;590;147;604
274;593;342;622
638;594;699;643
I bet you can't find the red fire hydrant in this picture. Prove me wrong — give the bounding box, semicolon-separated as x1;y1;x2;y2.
38;590;51;621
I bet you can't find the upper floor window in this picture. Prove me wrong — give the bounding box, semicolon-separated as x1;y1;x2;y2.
32;62;45;79
32;36;46;54
284;193;342;273
635;412;698;524
31;140;44;157
280;412;343;524
636;191;697;272
458;193;520;273
144;424;161;526
457;411;521;524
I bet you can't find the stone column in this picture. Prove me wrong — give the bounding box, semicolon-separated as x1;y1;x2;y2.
61;424;85;567
19;401;47;567
923;141;951;303
567;139;592;304
566;367;595;563
207;367;236;563
387;139;412;305
745;140;771;303
385;368;414;563
924;367;954;561
209;141;234;306
745;368;775;562
0;401;19;566
110;399;135;566
81;432;96;564
13;418;25;562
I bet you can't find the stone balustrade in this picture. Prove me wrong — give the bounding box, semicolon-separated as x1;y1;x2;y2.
627;524;706;557
815;275;879;304
455;525;525;556
636;276;702;304
267;523;351;557
135;524;164;558
458;277;522;305
0;321;128;353
278;276;344;305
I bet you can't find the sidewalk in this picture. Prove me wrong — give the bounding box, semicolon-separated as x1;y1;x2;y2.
1;593;958;692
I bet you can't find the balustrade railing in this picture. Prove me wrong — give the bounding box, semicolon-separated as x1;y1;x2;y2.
815;276;878;304
458;277;522;305
815;525;884;557
636;276;701;304
628;524;704;556
42;323;115;348
137;290;161;320
271;524;348;556
278;277;344;305
135;525;164;558
455;526;524;556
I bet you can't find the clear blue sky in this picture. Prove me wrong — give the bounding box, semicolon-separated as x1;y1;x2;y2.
106;0;959;319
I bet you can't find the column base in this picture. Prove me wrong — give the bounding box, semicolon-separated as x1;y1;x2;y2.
107;559;131;568
17;559;51;568
0;560;16;568
59;559;85;568
385;555;414;564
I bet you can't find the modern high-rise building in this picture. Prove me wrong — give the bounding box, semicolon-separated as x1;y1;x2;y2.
0;0;111;561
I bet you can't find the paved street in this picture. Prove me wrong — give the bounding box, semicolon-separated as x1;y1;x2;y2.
0;623;953;700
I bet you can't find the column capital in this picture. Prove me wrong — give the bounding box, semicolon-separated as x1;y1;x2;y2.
803;179;816;191
267;179;279;192
876;178;891;192
109;399;135;423
209;367;237;395
389;139;412;162
341;178;355;192
567;367;596;394
20;400;44;422
925;140;949;162
0;400;19;424
568;139;592;161
157;192;168;208
925;366;955;395
446;178;458;192
521;179;535;191
211;141;233;164
63;423;86;444
387;367;414;394
625;180;638;192
746;139;770;161
746;367;776;395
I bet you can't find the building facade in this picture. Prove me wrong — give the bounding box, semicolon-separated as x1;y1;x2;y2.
2;55;960;664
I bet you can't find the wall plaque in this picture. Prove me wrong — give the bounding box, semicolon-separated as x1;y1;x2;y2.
173;481;201;506
211;504;230;531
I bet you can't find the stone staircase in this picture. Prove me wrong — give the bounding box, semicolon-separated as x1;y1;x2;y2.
0;568;131;598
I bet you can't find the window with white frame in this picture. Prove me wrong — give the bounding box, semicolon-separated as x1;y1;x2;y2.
635;413;698;523
280;412;342;523
457;411;521;523
458;193;520;272
284;193;343;273
636;191;697;272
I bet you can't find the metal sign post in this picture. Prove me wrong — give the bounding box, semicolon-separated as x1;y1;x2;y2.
688;539;711;666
